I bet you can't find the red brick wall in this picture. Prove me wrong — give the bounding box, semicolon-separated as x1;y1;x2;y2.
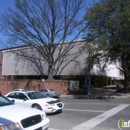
0;51;2;76
0;80;70;95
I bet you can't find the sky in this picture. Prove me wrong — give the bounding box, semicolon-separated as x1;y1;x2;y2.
0;0;15;49
0;0;14;13
0;0;99;49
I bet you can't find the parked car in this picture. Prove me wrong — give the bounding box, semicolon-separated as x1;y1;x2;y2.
39;88;61;98
13;89;27;92
0;93;50;130
5;91;64;114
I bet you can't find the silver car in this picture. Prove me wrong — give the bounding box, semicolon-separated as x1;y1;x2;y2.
39;88;61;98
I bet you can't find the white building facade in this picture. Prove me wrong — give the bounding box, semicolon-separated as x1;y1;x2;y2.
1;41;124;87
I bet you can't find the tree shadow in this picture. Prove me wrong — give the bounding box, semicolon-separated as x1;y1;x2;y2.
47;110;62;116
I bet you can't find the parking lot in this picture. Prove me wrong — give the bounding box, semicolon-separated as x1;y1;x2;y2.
48;97;130;130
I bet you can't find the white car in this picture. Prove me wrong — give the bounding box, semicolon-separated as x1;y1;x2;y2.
0;94;50;130
13;89;27;92
5;91;64;114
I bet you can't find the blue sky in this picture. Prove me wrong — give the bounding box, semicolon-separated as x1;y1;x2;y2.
0;0;15;48
0;0;99;14
0;0;14;14
0;0;99;49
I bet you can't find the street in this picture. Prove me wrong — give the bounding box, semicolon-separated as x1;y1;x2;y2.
48;97;130;130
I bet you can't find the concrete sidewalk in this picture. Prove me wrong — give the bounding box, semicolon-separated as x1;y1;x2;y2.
61;86;130;99
61;93;130;99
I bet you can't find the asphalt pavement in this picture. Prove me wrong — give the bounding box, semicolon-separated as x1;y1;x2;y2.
48;96;130;130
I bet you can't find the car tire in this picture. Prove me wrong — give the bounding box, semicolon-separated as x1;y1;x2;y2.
46;94;50;97
32;104;42;110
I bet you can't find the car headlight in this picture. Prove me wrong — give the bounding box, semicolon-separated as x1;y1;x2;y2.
0;122;21;130
41;114;47;120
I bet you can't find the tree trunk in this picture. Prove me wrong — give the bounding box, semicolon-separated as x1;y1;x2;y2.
122;57;130;93
123;73;130;93
47;64;55;80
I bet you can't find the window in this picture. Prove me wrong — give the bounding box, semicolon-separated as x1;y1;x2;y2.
0;96;9;104
15;93;27;100
7;93;15;98
39;89;43;92
43;89;48;92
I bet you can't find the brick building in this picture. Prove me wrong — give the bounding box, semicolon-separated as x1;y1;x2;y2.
0;40;124;94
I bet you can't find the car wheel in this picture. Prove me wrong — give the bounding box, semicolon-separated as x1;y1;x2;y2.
46;94;50;97
32;104;42;110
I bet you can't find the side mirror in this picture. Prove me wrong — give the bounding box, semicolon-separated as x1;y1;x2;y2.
11;100;15;103
23;98;28;101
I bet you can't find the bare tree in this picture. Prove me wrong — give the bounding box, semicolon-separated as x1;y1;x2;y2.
0;0;86;80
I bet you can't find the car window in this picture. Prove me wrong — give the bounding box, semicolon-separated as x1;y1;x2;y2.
7;93;15;98
15;93;28;100
43;89;48;92
0;96;9;103
39;89;43;92
0;94;13;106
27;92;43;99
49;89;55;91
40;89;48;92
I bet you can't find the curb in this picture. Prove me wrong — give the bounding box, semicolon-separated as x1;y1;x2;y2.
61;93;130;99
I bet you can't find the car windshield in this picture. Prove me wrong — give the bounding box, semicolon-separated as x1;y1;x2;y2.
0;94;13;106
26;92;44;100
49;89;55;91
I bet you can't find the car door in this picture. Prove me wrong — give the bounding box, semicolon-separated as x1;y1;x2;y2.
7;92;29;106
39;89;48;97
15;92;35;108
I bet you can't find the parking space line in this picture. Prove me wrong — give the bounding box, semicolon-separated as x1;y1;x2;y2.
71;104;129;130
63;109;105;113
